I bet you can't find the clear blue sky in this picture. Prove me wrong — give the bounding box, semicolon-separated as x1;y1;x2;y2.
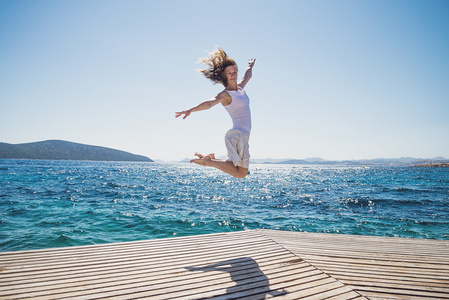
1;0;448;161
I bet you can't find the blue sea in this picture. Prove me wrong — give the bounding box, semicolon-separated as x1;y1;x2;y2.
1;159;448;252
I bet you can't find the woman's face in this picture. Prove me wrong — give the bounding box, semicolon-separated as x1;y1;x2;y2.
224;65;238;85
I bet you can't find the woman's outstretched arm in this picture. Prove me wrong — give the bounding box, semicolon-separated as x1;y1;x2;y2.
175;91;231;119
238;58;256;89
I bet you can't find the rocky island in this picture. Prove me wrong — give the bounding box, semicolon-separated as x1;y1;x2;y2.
0;140;153;162
412;162;449;168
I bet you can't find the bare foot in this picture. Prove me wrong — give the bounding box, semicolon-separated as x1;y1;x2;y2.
190;153;212;166
193;152;204;159
193;152;215;159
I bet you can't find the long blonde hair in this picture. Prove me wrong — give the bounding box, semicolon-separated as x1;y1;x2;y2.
197;47;237;87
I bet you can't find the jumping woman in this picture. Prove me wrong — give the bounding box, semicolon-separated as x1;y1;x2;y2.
175;47;256;179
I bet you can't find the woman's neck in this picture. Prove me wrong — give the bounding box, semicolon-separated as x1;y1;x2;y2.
226;82;238;91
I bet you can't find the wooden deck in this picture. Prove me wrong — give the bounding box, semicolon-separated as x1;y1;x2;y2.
0;230;447;299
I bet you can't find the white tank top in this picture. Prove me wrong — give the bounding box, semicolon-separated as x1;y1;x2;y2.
224;88;251;133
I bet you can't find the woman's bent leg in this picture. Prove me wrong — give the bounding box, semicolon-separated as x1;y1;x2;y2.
191;154;248;179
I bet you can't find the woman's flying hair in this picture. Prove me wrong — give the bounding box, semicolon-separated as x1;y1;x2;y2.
197;47;237;87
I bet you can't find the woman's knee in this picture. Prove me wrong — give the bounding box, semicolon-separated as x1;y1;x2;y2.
234;167;248;179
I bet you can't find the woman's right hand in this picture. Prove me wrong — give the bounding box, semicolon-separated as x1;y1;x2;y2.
175;110;191;119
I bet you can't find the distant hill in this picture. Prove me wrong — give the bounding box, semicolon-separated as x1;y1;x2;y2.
0;140;153;162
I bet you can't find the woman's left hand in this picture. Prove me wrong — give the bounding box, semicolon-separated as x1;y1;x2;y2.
248;58;256;68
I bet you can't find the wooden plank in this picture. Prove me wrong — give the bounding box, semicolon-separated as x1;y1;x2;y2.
293;254;449;272
1;239;275;276
0;232;266;266
119;270;331;300
0;234;271;269
321;268;449;285
281;245;449;265
0;248;294;290
0;253;299;298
